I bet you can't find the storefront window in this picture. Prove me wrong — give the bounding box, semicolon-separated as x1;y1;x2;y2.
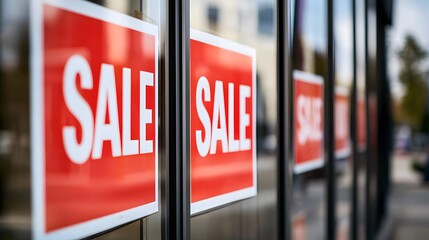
0;0;163;238
355;0;367;239
292;0;327;239
190;0;278;238
334;0;353;239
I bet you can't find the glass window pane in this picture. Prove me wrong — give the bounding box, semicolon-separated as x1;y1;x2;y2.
292;0;327;239
355;0;367;238
0;0;31;238
334;0;353;239
0;0;163;238
190;0;278;239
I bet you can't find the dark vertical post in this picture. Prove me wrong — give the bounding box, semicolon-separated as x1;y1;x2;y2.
351;0;359;240
376;0;392;230
181;0;191;238
326;0;336;239
277;0;291;239
364;0;373;239
376;0;384;229
140;219;144;239
164;0;190;239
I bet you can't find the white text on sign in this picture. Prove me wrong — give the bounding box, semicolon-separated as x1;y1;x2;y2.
195;76;251;157
297;95;322;145
335;99;348;139
62;54;154;164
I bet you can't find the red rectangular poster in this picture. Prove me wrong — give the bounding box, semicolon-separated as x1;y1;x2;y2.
294;70;324;174
190;30;257;214
31;0;159;239
334;87;351;159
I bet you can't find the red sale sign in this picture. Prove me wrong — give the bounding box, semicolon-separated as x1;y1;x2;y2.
334;87;351;159
294;71;324;174
31;1;158;239
190;30;257;214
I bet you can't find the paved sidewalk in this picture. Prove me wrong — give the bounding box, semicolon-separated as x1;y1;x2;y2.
390;153;429;240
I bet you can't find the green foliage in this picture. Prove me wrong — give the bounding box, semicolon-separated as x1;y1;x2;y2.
397;35;428;130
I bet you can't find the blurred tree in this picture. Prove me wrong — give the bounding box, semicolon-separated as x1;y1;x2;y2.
397;35;428;131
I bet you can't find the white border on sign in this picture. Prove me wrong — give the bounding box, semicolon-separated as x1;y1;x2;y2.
190;29;257;215
293;70;324;86
294;158;324;174
191;188;257;214
334;86;351;159
31;0;159;239
335;146;351;160
293;70;324;174
335;85;349;97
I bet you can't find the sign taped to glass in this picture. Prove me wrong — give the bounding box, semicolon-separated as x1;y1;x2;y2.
190;30;257;214
31;0;159;239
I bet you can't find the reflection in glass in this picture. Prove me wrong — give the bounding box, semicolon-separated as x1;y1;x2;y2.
334;0;353;239
0;0;163;239
0;0;31;238
292;0;327;239
354;0;367;238
190;0;278;239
